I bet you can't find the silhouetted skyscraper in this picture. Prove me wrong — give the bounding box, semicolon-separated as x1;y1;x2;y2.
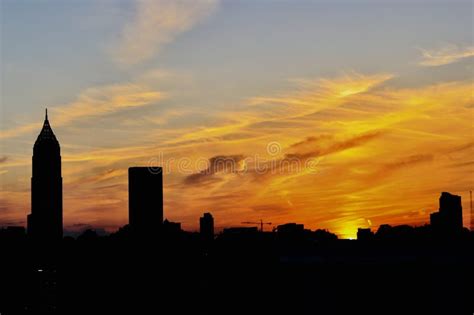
430;192;463;236
128;167;163;236
27;109;63;241
199;212;214;241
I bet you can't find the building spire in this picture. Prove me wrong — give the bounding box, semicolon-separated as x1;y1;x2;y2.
35;107;58;144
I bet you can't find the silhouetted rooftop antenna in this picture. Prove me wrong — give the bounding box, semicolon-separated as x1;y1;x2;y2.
45;108;48;120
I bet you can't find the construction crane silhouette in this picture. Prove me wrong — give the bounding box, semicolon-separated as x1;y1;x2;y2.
241;219;272;232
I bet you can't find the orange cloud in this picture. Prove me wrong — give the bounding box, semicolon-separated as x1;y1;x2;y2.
164;73;393;147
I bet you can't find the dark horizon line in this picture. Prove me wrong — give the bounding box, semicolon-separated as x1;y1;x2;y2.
2;218;472;240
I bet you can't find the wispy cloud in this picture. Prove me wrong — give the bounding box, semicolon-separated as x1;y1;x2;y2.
248;73;393;111
0;83;164;140
2;72;472;237
418;44;474;66
165;72;393;147
112;0;219;66
380;154;434;172
285;131;384;160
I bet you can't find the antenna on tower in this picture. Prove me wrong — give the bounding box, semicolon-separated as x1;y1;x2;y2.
45;108;48;120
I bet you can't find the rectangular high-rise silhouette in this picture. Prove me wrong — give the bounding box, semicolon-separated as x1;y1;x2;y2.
430;192;463;236
199;212;214;242
128;167;163;235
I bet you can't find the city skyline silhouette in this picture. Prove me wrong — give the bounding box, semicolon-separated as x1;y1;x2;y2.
5;109;473;239
0;109;472;314
1;1;473;314
2;109;474;239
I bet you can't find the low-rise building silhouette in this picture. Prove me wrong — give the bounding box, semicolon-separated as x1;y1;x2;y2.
276;223;305;234
0;226;26;240
276;223;310;242
222;227;258;235
163;219;182;237
357;228;374;241
219;227;260;243
163;219;181;231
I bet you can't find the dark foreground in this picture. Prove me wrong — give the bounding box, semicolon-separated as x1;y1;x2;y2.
1;231;473;315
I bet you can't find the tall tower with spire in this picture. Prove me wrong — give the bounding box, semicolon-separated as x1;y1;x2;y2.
27;109;63;241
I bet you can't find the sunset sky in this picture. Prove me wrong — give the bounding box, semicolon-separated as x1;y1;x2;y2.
1;0;473;238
